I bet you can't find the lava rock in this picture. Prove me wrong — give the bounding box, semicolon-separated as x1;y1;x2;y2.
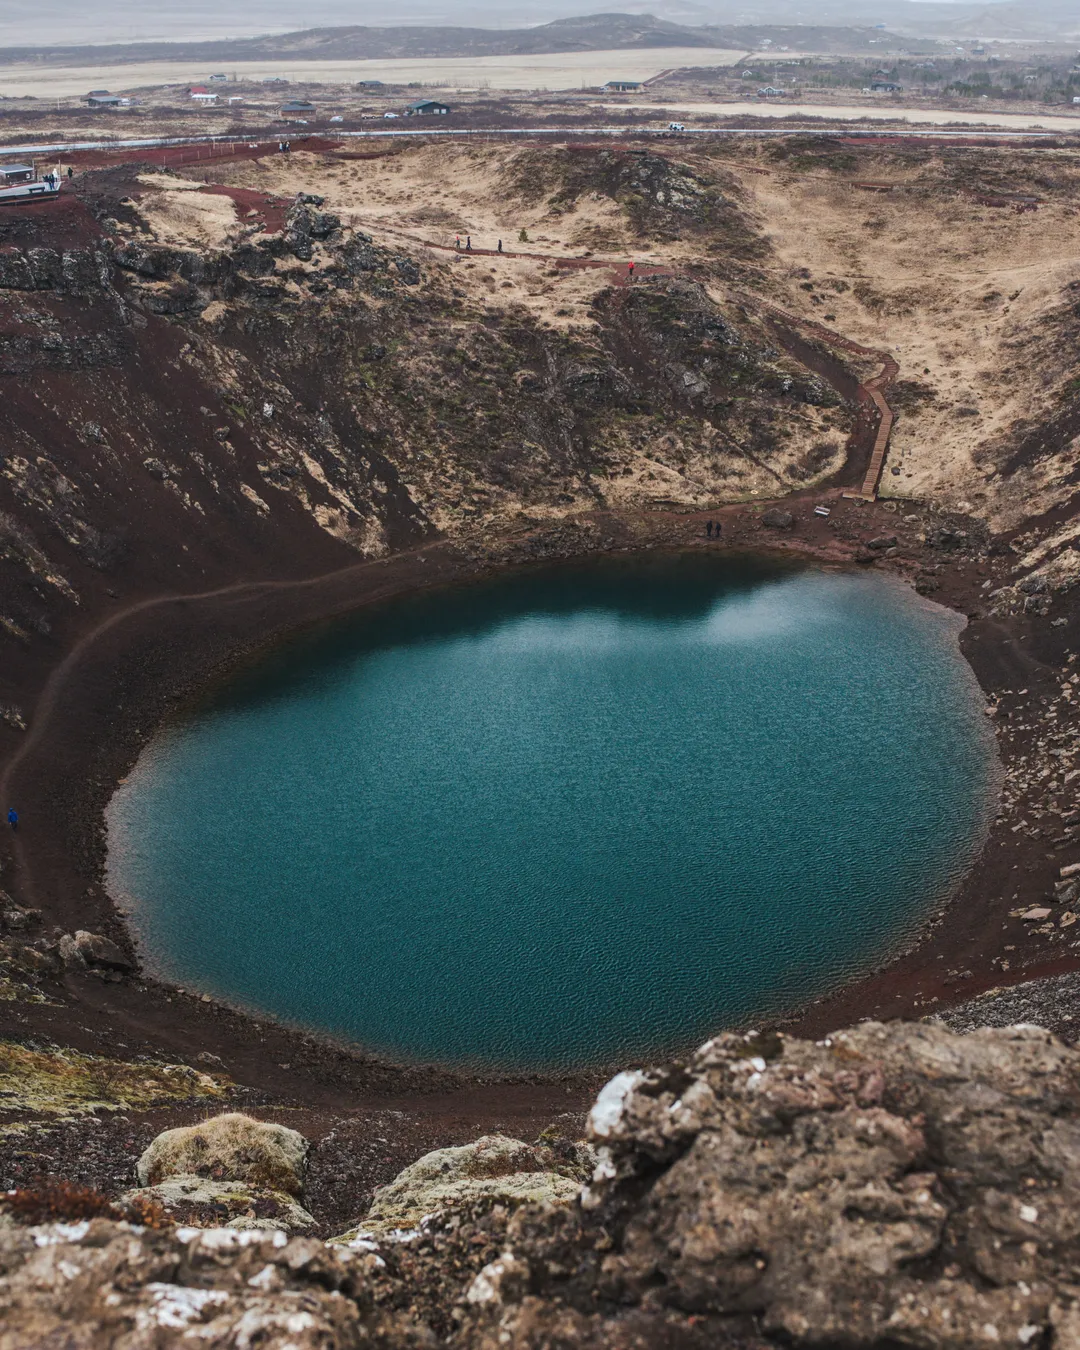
0;1222;399;1347
924;526;968;550
73;931;132;972
760;509;794;530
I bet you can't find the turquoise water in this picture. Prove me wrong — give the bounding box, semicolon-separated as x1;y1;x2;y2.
107;554;998;1070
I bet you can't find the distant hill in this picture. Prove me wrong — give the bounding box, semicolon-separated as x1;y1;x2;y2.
0;14;724;67
0;1;1073;68
0;12;930;68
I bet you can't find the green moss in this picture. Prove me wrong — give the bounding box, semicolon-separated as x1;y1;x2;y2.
0;1041;230;1117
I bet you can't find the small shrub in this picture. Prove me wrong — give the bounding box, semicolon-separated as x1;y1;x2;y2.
120;1191;174;1229
6;1180;116;1225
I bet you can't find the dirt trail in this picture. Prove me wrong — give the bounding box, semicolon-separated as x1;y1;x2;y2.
733;292;898;499
408;235;670;284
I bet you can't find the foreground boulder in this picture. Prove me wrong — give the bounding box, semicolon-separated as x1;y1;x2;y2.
333;1134;591;1242
458;1020;1080;1347
0;1222;415;1349
137;1112;308;1195
121;1177;315;1233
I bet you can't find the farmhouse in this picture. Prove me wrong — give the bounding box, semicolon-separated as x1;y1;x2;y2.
405;99;451;115
281;100;317;116
85;93;123;108
605;80;642;92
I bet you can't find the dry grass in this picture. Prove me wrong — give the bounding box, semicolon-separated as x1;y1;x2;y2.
137;1112;308;1195
713;149;1080;527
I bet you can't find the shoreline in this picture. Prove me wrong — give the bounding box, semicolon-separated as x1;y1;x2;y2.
100;547;999;1079
3;493;1079;1106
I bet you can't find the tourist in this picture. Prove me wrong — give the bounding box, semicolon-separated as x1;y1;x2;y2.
466;236;472;251
628;260;635;280
66;166;74;180
706;521;713;537
497;239;503;253
455;235;461;249
714;521;722;537
6;808;17;832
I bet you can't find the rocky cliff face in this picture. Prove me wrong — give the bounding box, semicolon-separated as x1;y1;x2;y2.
4;1019;1080;1349
0;173;848;736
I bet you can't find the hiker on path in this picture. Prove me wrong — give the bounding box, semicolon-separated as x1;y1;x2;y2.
706;520;713;537
66;166;74;180
497;239;503;253
714;520;722;536
466;236;472;251
455;235;461;249
628;259;635;280
7;809;17;832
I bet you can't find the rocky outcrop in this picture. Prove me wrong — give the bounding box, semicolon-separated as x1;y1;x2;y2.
56;928;133;973
453;1019;1080;1348
0;246;109;294
7;1022;1080;1347
136;1113;309;1195
332;1134;592;1242
283;199;343;261
0;1222;413;1349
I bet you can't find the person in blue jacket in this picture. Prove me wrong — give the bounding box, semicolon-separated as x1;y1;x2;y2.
6;808;17;832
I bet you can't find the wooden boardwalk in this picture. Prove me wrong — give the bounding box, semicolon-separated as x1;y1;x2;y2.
733;294;898;501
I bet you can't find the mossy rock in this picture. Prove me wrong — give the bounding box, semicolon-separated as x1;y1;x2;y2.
0;1041;228;1116
121;1175;315;1233
331;1133;592;1243
136;1113;308;1195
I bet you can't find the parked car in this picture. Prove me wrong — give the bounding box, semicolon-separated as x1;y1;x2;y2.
329;115;344;123
668;122;685;131
383;111;400;119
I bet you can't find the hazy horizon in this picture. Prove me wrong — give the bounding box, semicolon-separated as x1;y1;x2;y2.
0;0;1073;50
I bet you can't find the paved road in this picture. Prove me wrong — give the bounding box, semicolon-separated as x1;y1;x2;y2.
2;120;1078;158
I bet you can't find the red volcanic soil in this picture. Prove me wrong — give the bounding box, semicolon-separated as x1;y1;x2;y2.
66;136;347;173
199;183;290;231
